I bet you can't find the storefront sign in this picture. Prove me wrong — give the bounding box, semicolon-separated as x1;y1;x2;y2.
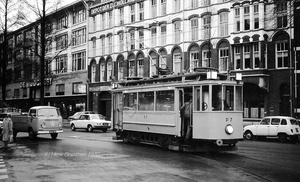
89;85;112;92
20;78;53;88
90;0;138;16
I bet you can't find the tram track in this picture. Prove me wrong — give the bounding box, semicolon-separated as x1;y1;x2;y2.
192;150;300;182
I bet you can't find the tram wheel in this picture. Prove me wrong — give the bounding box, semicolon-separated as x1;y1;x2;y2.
244;131;253;140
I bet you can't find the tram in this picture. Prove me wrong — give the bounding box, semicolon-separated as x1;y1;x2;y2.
112;68;243;152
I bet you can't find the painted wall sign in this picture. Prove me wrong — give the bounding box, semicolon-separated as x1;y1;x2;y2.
89;85;112;92
90;0;138;16
20;78;53;88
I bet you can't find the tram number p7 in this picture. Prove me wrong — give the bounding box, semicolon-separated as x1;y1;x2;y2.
226;118;232;122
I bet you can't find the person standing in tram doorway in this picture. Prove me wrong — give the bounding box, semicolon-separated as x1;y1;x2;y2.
180;93;193;140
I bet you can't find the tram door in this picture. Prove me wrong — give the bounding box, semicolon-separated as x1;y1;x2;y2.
179;89;184;137
113;93;123;130
179;87;193;138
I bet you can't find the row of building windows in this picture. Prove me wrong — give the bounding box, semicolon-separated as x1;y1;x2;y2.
6;82;84;99
46;28;86;53
90;39;289;83
92;0;232;31
57;8;86;30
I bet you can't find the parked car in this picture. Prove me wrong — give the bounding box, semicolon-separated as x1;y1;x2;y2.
70;114;110;132
68;111;95;121
243;116;300;142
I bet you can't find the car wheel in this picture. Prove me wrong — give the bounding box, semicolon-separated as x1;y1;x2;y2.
278;133;287;142
28;129;37;139
244;131;253;140
87;125;93;132
51;133;58;139
71;124;76;131
102;128;107;133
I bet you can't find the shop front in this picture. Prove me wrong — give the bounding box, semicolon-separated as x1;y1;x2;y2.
45;95;86;119
89;83;112;121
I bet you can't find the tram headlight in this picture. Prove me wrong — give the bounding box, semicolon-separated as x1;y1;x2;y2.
225;124;234;135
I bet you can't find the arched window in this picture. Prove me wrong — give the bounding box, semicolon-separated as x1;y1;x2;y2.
91;61;96;83
137;54;144;77
128;54;136;77
117;56;124;80
218;41;229;72
190;46;199;71
107;58;112;81
99;59;105;82
173;48;181;74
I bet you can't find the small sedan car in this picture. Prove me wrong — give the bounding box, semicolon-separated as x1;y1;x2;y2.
243;116;300;142
70;114;111;132
68;111;95;121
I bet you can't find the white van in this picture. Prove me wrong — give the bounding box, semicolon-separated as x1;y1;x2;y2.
12;106;63;139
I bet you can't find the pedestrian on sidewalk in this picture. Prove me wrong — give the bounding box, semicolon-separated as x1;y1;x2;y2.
2;114;13;150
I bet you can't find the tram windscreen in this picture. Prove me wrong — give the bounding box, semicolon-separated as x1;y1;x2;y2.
156;90;174;111
236;86;243;111
224;86;234;111
212;85;222;111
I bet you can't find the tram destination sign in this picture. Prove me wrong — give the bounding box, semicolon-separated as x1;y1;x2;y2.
90;0;139;16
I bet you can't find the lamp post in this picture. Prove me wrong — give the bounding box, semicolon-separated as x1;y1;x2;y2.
81;0;94;111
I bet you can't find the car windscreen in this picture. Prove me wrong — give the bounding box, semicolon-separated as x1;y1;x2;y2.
37;109;60;117
290;119;298;125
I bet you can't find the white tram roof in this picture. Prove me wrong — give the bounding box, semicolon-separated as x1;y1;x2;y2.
112;71;242;92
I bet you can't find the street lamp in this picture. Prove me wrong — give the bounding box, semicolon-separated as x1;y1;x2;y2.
81;0;94;111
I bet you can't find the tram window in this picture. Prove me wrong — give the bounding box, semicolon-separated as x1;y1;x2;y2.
124;93;137;110
236;86;243;111
138;92;154;111
212;85;222;111
156;90;174;111
224;86;234;111
202;86;209;111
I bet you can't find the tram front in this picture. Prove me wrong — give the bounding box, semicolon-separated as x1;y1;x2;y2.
189;81;244;150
